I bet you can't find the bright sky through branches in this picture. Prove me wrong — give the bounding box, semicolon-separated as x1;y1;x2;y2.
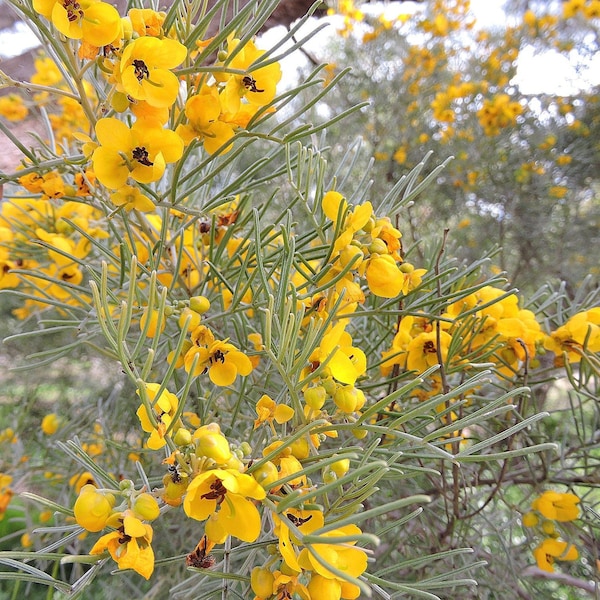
1;0;599;93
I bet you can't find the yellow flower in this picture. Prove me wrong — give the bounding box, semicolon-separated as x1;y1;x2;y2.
41;413;61;435
0;94;28;122
0;475;13;521
90;511;155;579
298;524;368;584
184;328;253;386
533;491;580;522
92;117;183;189
176;85;236;155
220;38;282;115
522;512;539;528
136;382;180;450
308;321;367;386
33;0;121;46
406;330;452;373
544;309;600;364
273;508;324;572
119;36;187;107
127;7;165;37
251;566;276;598
193;424;232;463
110;185;155;212
183;468;266;543
533;538;578;572
254;394;295;429
365;254;405;298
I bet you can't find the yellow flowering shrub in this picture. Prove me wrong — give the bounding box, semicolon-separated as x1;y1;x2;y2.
0;0;598;598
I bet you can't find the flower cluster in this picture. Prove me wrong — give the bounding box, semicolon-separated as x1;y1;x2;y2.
476;93;524;136
381;284;545;384
544;308;600;366
73;482;160;579
523;490;580;573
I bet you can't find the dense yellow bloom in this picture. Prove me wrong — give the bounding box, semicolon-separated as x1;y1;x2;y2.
90;511;155;579
119;37;187;107
533;538;578;572
563;0;586;18
0;94;28;121
0;475;13;521
92;117;183;189
183;468;265;543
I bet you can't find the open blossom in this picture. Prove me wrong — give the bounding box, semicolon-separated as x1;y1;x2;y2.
183;468;266;543
176;85;236;154
92;117;183;189
533;491;580;522
90;511;155;579
136;383;180;450
220;38;282;115
406;330;453;373
533;538;578;573
183;325;253;386
33;0;121;46
119;36;187;107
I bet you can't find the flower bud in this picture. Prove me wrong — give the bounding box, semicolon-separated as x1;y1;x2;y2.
369;238;388;255
73;484;114;532
252;461;279;490
173;427;192;447
339;244;364;269
178;307;201;331
189;295;211;314
41;413;61;435
334;385;359;413
290;437;310;460
251;566;274;598
304;385;327;410
133;493;160;521
194;426;232;463
330;458;350;477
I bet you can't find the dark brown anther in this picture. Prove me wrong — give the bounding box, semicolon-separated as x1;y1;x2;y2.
242;75;264;93
132;147;153;166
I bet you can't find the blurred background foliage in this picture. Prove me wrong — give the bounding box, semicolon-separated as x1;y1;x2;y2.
290;0;600;293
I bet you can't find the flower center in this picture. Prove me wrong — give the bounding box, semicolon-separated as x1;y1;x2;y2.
62;0;83;22
423;340;437;354
201;479;227;504
242;75;264;93
133;59;150;81
132;147;153;166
